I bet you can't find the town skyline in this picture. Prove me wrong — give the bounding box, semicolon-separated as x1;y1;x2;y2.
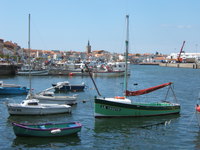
1;1;200;54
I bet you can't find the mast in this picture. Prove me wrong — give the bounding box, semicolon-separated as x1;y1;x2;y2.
28;14;32;97
124;15;129;94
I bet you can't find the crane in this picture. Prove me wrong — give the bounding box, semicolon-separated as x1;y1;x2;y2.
177;41;185;63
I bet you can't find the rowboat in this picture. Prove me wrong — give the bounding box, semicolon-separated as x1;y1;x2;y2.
12;122;82;137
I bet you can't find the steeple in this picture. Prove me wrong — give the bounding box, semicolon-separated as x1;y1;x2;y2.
86;40;91;54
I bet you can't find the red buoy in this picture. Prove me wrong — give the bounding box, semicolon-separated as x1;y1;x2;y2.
196;105;200;112
69;73;74;76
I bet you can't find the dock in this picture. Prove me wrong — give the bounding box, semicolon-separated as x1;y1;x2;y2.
159;63;200;69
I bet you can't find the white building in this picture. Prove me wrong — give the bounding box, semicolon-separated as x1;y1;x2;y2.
167;52;200;62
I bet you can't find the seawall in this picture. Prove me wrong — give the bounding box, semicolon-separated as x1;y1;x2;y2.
0;63;17;75
159;63;200;69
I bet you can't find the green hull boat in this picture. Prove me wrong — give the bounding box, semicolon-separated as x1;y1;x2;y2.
12;122;82;137
95;97;180;118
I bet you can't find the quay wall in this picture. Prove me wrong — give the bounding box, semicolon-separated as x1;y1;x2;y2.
159;63;200;69
0;63;17;75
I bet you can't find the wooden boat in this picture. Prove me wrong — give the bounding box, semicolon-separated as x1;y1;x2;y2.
52;81;85;92
0;81;29;95
12;122;82;137
6;99;71;115
93;15;180;118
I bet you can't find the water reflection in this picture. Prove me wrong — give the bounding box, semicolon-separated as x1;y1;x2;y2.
7;113;73;126
94;114;180;133
12;134;81;148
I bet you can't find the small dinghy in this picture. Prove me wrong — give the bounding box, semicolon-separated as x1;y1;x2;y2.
12;122;82;137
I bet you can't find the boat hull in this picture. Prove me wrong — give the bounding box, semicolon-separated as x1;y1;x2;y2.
34;95;77;105
95;98;180;118
92;71;124;77
7;104;71;115
53;85;85;92
17;70;49;76
12;122;82;137
0;87;29;95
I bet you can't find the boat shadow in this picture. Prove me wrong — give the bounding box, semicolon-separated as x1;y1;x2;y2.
7;113;73;124
12;134;81;148
94;114;180;133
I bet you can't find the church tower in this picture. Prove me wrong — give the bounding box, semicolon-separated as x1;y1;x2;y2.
86;40;91;54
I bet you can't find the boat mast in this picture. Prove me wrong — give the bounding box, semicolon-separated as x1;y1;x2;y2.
28;14;32;97
124;15;129;94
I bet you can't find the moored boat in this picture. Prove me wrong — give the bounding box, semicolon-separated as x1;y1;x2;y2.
12;122;82;137
17;65;49;76
93;15;180;118
6;99;71;115
0;81;29;95
92;70;124;77
52;81;85;92
33;91;78;105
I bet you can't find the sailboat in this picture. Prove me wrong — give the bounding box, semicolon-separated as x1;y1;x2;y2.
94;15;181;118
6;14;71;115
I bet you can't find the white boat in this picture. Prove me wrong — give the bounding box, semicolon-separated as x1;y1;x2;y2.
33;91;78;105
92;70;124;77
92;62;130;77
6;99;71;115
17;64;49;76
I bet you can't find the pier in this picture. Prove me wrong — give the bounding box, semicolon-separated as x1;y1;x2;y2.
159;63;200;69
0;63;17;75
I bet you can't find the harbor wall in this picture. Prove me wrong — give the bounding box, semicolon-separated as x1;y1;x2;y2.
159;63;200;69
0;63;17;75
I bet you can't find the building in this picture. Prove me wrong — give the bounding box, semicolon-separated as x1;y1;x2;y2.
86;40;91;54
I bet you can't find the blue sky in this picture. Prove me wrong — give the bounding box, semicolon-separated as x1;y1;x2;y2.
0;0;200;54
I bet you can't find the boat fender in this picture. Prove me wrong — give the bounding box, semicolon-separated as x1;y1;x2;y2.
115;96;125;99
51;129;61;134
196;104;200;112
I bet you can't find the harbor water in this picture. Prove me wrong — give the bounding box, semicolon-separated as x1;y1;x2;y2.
0;65;200;149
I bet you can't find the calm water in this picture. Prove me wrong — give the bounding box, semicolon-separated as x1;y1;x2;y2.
0;65;200;149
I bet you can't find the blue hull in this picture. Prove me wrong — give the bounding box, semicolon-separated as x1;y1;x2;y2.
53;85;85;92
0;87;29;95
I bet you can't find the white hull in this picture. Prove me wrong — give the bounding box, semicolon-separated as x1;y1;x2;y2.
17;70;49;76
92;71;124;77
34;95;77;105
7;103;71;115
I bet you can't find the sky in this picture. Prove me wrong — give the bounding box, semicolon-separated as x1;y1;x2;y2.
0;0;200;54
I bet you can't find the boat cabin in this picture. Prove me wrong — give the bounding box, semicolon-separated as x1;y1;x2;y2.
21;99;39;106
42;91;54;97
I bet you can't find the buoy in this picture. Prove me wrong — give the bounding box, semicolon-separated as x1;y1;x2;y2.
69;73;74;76
196;105;200;112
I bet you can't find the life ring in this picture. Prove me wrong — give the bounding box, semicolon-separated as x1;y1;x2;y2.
114;96;125;99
